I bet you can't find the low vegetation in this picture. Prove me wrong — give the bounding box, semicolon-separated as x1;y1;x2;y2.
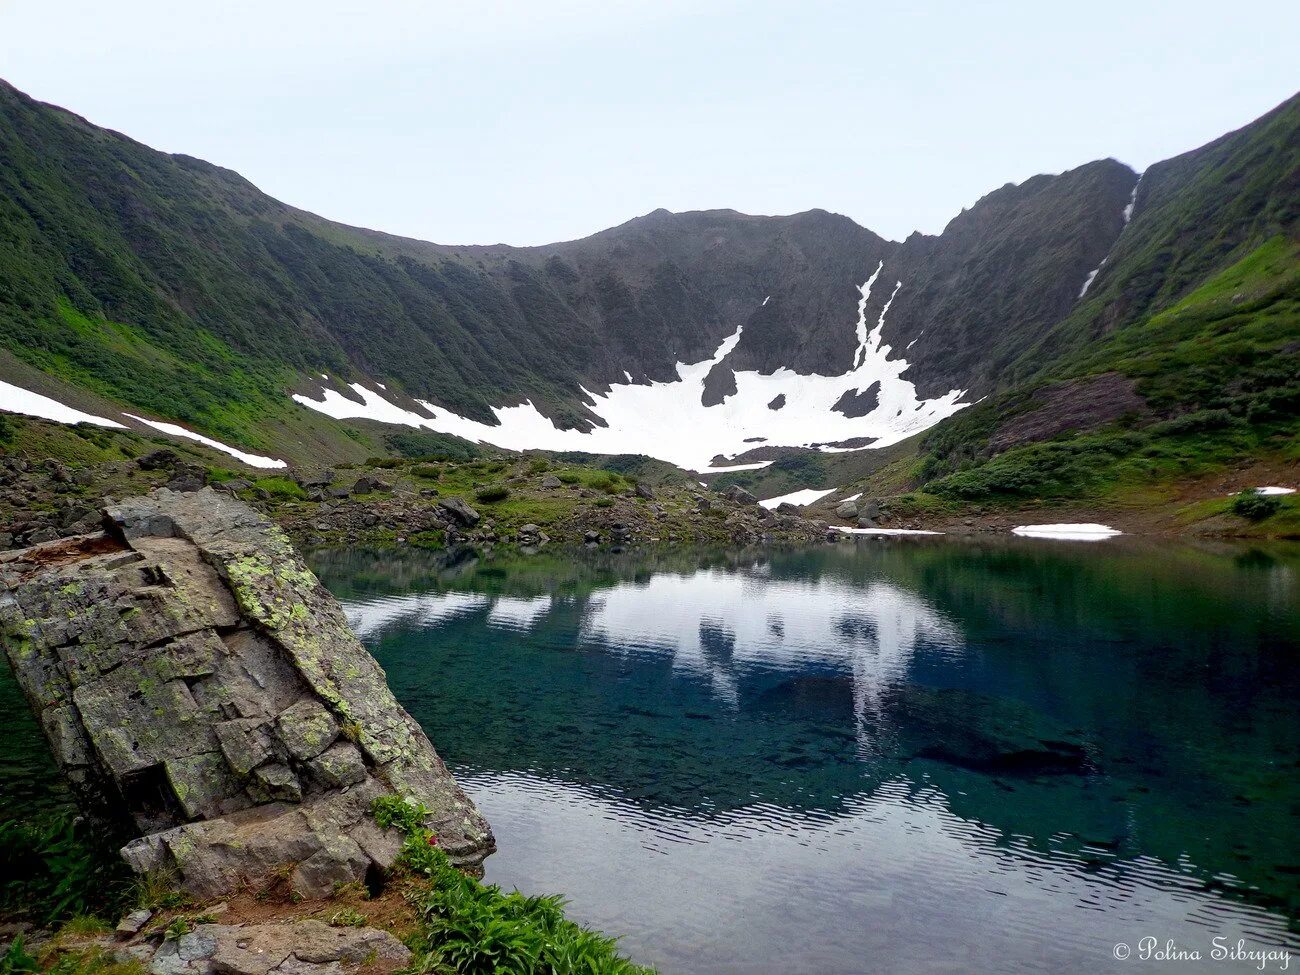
371;796;652;975
885;240;1300;518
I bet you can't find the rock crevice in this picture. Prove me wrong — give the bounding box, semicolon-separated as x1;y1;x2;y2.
0;488;493;898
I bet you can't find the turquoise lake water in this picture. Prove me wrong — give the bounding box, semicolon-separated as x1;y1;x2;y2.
3;536;1298;973
307;538;1300;974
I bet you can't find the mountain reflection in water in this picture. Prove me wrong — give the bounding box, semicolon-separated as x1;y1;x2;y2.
308;539;1300;974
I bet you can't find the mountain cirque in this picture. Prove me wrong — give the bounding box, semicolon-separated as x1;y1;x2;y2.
0;488;494;898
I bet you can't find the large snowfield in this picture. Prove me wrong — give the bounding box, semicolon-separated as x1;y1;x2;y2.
293;264;971;472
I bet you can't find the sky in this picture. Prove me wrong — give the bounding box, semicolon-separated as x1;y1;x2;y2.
1;0;1297;246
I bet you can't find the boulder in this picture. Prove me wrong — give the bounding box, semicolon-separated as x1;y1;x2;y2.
634;482;655;500
0;489;494;898
137;449;179;471
350;477;392;495
517;523;549;545
295;471;334;489
539;474;562;489
835;501;859;520
437;497;480;527
723;485;759;506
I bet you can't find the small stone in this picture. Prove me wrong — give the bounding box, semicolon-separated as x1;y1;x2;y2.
116;908;153;938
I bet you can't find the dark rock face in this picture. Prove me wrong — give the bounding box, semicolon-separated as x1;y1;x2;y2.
0;488;493;898
831;382;881;418
986;372;1147;453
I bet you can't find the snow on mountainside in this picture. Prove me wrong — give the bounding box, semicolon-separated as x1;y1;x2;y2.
292;263;970;471
0;78;1294;483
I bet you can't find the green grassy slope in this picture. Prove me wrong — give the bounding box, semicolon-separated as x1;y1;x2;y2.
828;94;1300;526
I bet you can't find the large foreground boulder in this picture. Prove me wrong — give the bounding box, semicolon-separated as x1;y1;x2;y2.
0;488;493;898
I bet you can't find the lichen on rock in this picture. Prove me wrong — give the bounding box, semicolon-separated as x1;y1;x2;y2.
0;488;494;898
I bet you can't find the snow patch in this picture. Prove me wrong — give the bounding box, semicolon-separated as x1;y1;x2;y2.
833;526;943;536
701;461;774;473
1079;260;1104;298
0;380;125;429
758;487;837;510
1011;523;1121;541
293;265;969;472
842;493;862;503
1123;176;1141;224
125;414;287;469
1247;486;1295;496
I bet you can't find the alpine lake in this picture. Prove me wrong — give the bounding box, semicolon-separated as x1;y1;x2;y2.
3;535;1298;974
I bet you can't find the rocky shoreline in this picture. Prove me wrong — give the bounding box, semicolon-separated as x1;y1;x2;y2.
0;452;834;556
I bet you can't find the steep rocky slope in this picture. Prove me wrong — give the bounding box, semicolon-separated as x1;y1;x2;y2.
2;79;1132;453
0;79;1295;502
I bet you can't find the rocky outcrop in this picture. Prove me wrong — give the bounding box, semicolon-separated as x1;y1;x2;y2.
0;488;493;898
144;919;411;975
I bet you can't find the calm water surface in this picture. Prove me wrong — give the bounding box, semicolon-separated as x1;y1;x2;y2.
5;537;1299;973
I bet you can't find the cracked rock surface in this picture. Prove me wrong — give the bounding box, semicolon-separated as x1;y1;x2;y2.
0;488;493;897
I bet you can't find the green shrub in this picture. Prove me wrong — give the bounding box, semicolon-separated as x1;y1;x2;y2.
1;937;38;975
251;476;306;500
475;485;510;503
371;799;651;975
1148;409;1240;436
557;471;581;484
386;431;480;462
1231;493;1282;521
204;467;237;483
0;813;130;924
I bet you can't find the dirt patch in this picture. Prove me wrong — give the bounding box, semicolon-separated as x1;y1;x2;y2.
1;531;124;572
989;372;1147;453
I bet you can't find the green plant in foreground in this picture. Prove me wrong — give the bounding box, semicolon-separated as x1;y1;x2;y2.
1232;493;1282;521
328;908;368;928
0;813;130;924
370;797;652;975
1;938;39;975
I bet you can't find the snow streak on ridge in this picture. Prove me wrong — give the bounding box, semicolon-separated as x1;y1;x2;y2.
1079;173;1144;299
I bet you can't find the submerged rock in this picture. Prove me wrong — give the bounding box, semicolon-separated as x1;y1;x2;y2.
0;488;493;898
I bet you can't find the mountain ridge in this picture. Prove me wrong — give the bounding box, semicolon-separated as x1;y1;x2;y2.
0;78;1295;507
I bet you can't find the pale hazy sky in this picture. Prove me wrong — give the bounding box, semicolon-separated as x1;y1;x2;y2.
1;1;1296;246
